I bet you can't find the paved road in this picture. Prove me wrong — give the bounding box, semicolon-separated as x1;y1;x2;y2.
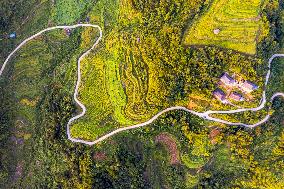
1;24;284;145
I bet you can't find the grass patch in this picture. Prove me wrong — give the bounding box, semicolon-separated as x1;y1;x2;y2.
184;0;269;54
185;173;199;188
181;154;207;169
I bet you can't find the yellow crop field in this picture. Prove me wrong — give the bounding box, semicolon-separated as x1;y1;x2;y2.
184;0;269;54
69;0;271;141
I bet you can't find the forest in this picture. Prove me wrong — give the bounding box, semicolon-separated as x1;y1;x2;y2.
0;0;283;188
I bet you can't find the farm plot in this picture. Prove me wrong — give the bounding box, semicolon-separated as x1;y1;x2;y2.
184;0;269;54
70;51;136;140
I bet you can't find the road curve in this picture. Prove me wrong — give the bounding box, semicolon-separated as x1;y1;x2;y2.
1;24;284;145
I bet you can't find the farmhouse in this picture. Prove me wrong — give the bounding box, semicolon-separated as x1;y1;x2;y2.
239;80;258;93
213;89;226;102
220;72;236;87
229;92;244;101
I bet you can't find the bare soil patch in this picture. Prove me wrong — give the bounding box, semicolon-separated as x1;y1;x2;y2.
209;128;221;145
94;152;107;161
155;133;180;165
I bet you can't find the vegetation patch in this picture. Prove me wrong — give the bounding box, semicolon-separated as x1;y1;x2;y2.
184;0;269;54
185;173;199;188
155;132;180;164
70;0;269;141
267;55;284;96
51;0;93;24
1;0;284;188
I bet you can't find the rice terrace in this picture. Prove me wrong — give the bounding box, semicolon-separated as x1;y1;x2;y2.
1;0;284;187
0;0;284;143
184;0;269;54
1;16;284;145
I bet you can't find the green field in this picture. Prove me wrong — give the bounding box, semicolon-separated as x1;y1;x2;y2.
184;0;269;54
0;0;272;143
1;0;284;188
51;0;93;24
69;0;269;141
69;0;199;140
70;46;137;140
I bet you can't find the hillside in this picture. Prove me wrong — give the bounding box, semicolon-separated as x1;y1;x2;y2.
0;0;284;188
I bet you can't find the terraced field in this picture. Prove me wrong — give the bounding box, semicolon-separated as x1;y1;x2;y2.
2;0;270;142
68;0;147;140
70;43;138;140
69;0;269;141
70;29;163;140
184;0;269;54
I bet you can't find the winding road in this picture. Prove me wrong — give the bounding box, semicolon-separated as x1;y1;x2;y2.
1;24;284;145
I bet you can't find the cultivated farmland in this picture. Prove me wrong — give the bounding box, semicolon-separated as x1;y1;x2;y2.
184;0;269;54
70;0;268;141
